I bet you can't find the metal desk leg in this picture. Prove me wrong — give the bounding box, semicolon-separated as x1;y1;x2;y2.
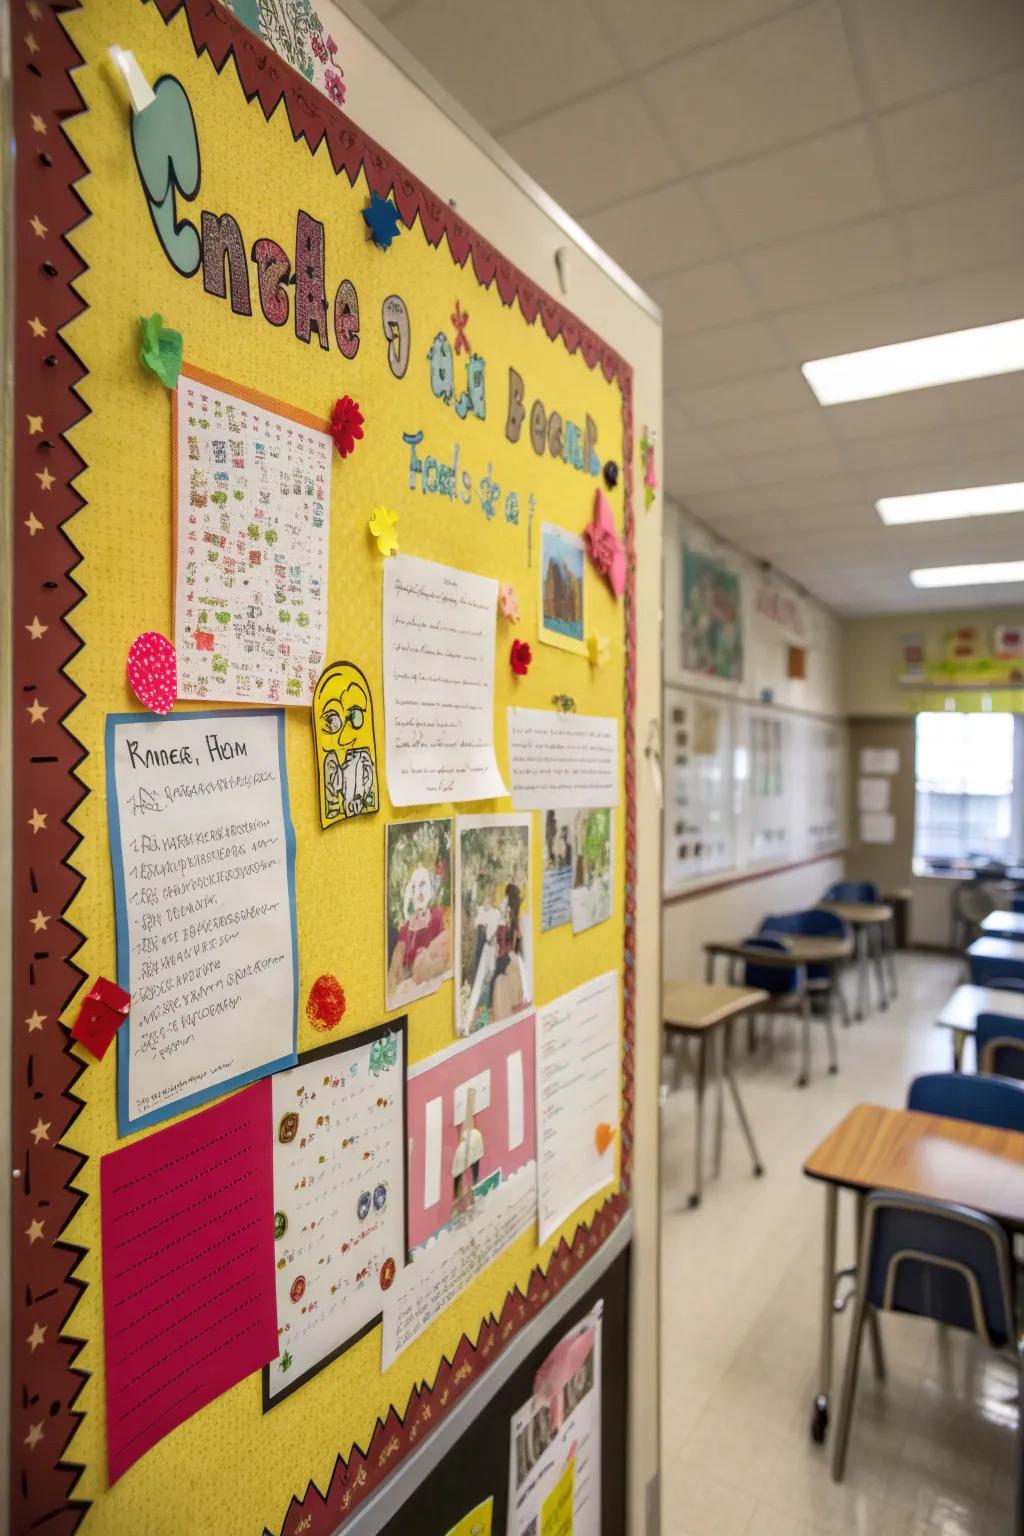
856;928;868;1021
723;1020;764;1178
713;1024;725;1179
872;923;889;1012
688;1035;707;1209
952;1029;966;1072
797;986;811;1087
856;1191;886;1381
811;1182;839;1443
705;950;715;984
885;917;898;997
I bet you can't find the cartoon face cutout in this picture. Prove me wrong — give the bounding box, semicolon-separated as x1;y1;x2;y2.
427;332;454;405
312;661;379;828
455;354;486;420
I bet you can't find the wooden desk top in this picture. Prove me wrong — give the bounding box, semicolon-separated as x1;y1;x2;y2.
818;901;893;925
884;887;913;902
804;1102;1024;1228
981;910;1024;939
704;935;852;965
967;936;1024;964
662;982;768;1032
936;984;1024;1033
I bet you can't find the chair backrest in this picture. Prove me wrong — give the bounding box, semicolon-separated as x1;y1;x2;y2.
907;1070;1024;1132
984;976;1024;994
824;880;879;903
1013;896;1024;915
762;909;850;980
742;935;798;995
977;1013;1024;1081
861;1191;1013;1348
968;952;1024;987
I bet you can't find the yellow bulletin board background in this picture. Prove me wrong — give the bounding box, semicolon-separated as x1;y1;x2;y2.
8;2;637;1532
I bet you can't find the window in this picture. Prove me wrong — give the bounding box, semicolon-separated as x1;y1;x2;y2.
914;712;1016;865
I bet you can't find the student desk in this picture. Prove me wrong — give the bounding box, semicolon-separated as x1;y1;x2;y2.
703;936;852;1086
980;910;1024;940
803;1103;1024;1445
662;982;767;1209
817;901;893;1020
936;983;1024;1070
966;935;1024;986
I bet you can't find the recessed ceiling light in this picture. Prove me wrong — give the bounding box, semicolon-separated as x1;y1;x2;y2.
910;560;1024;589
878;481;1024;525
802;317;1024;405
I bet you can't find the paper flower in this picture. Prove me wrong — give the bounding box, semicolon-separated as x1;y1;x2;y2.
587;632;610;669
510;638;532;677
139;312;183;389
499;583;520;623
330;395;364;458
368;505;399;557
362;191;402;250
324;67;346;106
127;631;177;713
583;489;626;598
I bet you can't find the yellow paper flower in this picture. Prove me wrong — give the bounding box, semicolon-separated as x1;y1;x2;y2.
368;505;399;557
587;632;610;668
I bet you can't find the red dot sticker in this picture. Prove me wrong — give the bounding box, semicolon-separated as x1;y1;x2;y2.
126;631;177;715
290;1275;306;1304
306;974;346;1032
380;1257;396;1291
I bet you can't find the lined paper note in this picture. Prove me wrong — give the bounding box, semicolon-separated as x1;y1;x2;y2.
507;710;619;810
100;1080;276;1482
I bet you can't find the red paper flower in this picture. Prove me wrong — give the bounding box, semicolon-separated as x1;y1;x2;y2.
510;638;532;676
330;395;364;458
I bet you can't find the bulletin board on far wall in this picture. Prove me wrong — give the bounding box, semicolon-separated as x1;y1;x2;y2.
8;3;638;1534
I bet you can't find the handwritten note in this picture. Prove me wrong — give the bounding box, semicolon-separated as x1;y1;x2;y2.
383;554;506;806
266;1023;406;1406
507;710;619;810
380;1160;537;1367
100;1081;276;1482
174;368;331;706
106;710;297;1133
535;974;620;1244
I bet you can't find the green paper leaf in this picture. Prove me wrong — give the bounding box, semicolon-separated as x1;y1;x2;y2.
139;312;183;389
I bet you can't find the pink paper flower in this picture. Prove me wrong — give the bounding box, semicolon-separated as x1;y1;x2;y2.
324;67;346;107
499;583;520;623
126;631;177;714
510;638;532;676
583;489;626;598
330;395;363;458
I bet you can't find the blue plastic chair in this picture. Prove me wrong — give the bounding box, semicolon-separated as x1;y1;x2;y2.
987;977;1024;994
832;1190;1020;1482
977;1014;1024;1081
1012;897;1024;915
968;947;1024;987
741;935;837;1085
741;935;798;996
761;910;852;1024
824;880;879;903
908;1070;1024;1132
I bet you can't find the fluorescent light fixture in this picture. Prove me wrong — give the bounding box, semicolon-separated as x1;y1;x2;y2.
802;317;1024;405
878;481;1024;525
910;560;1024;589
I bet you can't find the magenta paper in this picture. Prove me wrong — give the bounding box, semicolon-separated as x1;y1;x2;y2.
100;1079;276;1482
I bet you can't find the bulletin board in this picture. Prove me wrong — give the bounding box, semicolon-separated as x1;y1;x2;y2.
8;3;637;1533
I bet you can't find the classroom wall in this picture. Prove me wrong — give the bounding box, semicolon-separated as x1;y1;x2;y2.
843;606;1024;716
662;503;847;981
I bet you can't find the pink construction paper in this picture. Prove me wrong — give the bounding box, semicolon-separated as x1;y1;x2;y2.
406;1012;536;1250
533;1321;597;1432
100;1079;276;1482
583;489;626;599
126;630;177;714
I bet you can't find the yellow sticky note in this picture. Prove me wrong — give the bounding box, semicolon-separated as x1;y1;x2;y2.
445;1496;494;1536
541;1456;575;1536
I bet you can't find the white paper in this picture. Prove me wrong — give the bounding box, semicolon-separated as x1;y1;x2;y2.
508;1304;603;1536
107;710;296;1131
423;1097;443;1210
266;1026;405;1403
381;1160;537;1367
174;370;331;706
507;1051;525;1150
857;777;890;813
859;748;899;775
535;973;620;1244
453;1070;492;1124
508;709;619;810
860;812;896;845
383;554;506;805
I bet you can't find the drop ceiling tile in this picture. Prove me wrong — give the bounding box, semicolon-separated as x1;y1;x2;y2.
679;488;777;521
582;181;722;280
844;0;1024;110
878;68;1024;205
739;216;904;312
699;124;886;246
824;389;951;440
957;415;1024;459
911;264;1024;339
392;0;623;134
842;427;954;474
664;318;788;388
735;440;850;486
711;409;833;456
642;0;862;171
648;260;756;334
667;455;744;493
676;368;817;424
499;83;678;217
941;372;1024;424
589;0;798;74
774;283;921;361
765;473;867;510
900;180;1024;281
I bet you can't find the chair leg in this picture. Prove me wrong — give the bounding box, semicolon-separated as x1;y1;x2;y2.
797;993;811;1087
872;926;888;1012
886;919;898;996
867;1308;886;1381
837;976;852;1028
688;1036;707;1209
832;1294;870;1482
825;989;839;1076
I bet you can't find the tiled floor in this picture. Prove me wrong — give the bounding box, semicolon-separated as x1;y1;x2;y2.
660;952;1020;1536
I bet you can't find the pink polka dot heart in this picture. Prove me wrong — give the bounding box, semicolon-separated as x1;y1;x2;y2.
126;632;177;715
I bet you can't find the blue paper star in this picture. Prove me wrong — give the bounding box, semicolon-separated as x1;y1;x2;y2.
362;192;402;250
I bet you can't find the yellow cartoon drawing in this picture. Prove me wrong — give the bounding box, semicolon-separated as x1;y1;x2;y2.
312;661;379;827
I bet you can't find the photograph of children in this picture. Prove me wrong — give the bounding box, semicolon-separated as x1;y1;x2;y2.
561;1335;596;1416
541;809;573;931
571;809;614;934
385;818;453;1010
539;523;586;654
456;814;533;1036
514;1402;556;1491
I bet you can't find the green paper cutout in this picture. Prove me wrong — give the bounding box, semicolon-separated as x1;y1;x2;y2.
139;313;183;389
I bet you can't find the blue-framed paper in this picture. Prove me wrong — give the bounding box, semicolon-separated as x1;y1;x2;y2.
105;708;298;1134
